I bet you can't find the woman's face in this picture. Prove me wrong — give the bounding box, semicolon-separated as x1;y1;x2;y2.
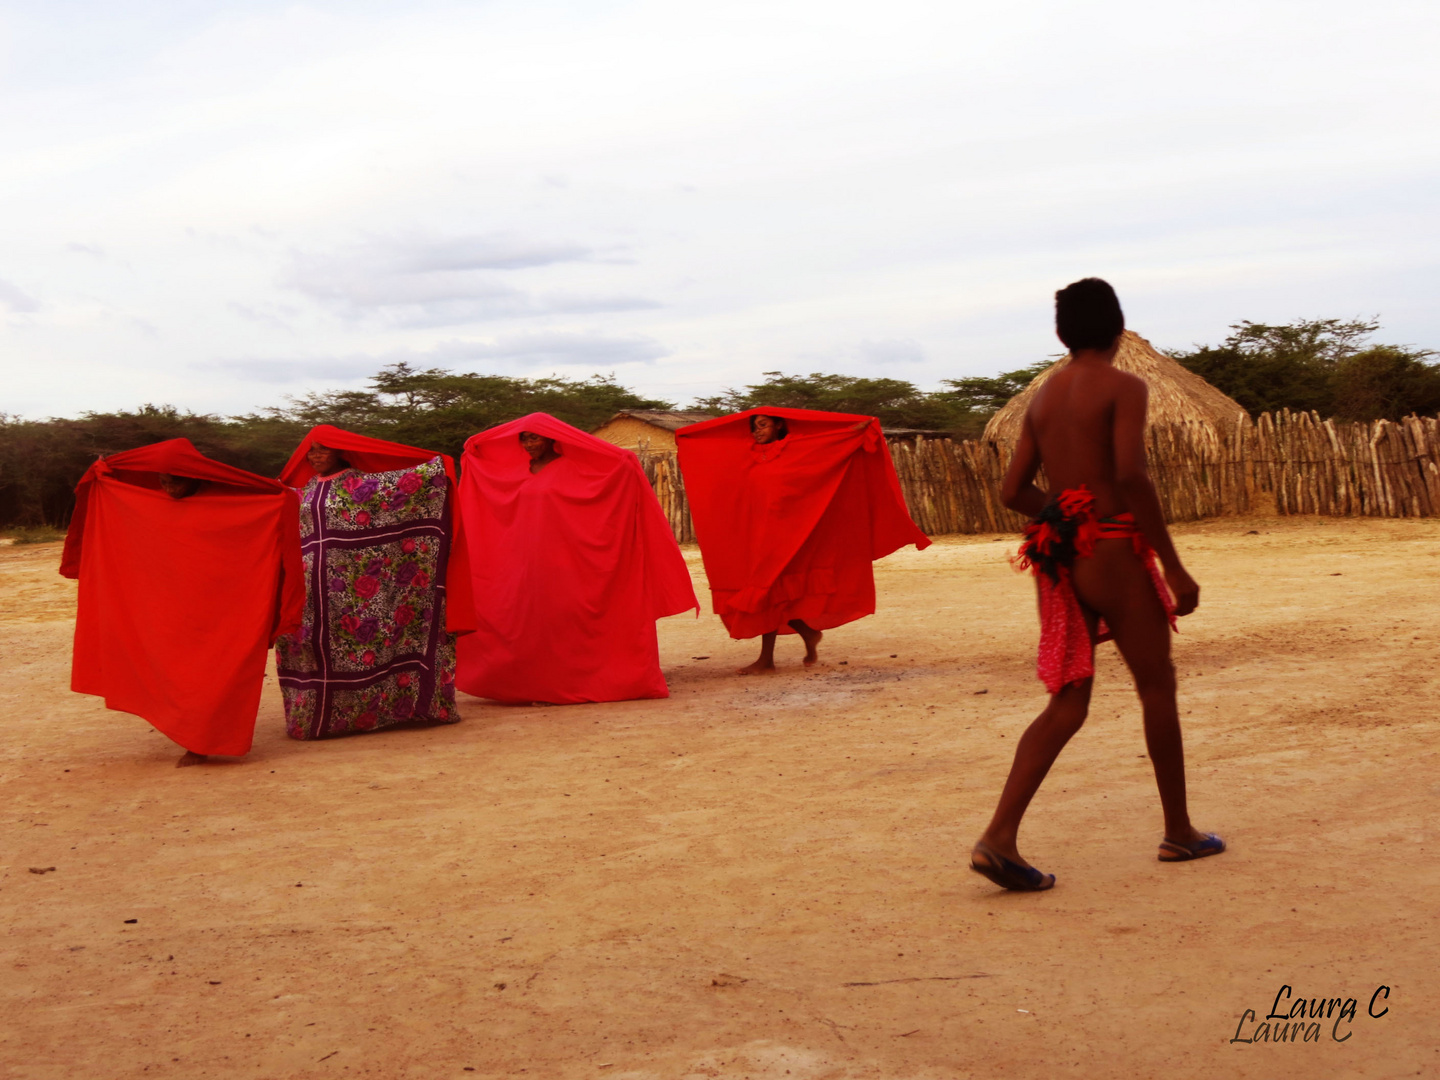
752;415;782;445
519;431;557;460
157;474;201;500
306;444;345;475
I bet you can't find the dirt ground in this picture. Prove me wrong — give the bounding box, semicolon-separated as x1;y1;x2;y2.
2;517;1436;1080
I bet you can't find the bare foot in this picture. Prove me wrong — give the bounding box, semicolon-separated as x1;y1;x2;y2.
790;621;823;665
176;751;208;768
736;659;775;675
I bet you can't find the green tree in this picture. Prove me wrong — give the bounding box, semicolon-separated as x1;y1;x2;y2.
693;371;975;432
246;364;676;464
1328;345;1440;422
1170;318;1376;416
0;368;675;528
0;405;281;528
1170;318;1440;420
369;365;674;462
930;359;1054;435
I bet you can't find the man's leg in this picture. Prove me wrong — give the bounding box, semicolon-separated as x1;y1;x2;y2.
736;631;779;675
975;674;1093;868
788;620;822;665
1071;542;1209;851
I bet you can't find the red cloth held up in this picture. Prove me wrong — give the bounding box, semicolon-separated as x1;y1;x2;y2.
453;413;698;704
676;407;930;639
60;438;304;756
278;425;476;635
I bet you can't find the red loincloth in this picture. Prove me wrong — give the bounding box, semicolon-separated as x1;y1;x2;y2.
60;439;305;756
675;407;930;640
453;413;698;704
1013;486;1177;694
277;425;476;635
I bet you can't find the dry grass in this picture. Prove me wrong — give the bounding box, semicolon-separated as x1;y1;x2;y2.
0;525;67;545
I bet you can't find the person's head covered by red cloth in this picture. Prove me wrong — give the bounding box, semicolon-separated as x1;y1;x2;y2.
676;407;930;641
60;438;306;758
454;412;697;705
276;425;475;636
62;437;302;584
277;424;459;488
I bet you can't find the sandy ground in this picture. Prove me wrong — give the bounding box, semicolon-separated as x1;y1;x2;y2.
1;518;1437;1080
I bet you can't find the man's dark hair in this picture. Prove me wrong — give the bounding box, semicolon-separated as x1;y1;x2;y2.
1055;277;1124;352
748;414;789;439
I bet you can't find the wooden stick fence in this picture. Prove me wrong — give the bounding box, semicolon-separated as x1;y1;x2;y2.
634;448;696;543
634;411;1440;542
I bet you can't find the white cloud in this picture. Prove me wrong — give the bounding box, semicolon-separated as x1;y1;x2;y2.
857;339;924;367
282;234;658;325
208;331;667;385
0;278;40;313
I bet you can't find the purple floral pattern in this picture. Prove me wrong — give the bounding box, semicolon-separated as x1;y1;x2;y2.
276;457;459;739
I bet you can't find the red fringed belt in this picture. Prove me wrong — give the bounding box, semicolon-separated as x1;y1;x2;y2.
1012;487;1176;693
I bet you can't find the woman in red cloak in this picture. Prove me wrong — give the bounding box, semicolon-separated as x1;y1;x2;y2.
274;426;475;739
676;407;930;672
453;413;698;705
61;439;304;764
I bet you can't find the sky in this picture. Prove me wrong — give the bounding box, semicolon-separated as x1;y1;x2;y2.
2;0;1438;418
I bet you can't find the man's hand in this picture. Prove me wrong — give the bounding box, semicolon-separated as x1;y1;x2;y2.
1165;565;1200;617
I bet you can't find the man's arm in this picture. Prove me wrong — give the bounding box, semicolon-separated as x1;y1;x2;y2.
1112;378;1199;616
999;413;1049;518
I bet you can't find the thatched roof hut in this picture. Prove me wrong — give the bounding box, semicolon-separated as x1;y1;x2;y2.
982;330;1247;444
592;410;718;451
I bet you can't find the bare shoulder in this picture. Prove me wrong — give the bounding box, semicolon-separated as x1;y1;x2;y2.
1110;367;1147;391
1103;367;1149;404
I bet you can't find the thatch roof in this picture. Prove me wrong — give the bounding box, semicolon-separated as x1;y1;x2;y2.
982;330;1247;443
598;410;717;432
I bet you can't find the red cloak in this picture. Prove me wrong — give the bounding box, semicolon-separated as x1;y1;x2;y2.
60;439;305;756
675;407;930;639
454;413;698;704
278;425;476;635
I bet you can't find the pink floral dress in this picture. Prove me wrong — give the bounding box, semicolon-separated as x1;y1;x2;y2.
276;457;459;738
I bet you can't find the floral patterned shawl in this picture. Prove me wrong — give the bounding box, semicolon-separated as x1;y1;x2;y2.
276;456;459;739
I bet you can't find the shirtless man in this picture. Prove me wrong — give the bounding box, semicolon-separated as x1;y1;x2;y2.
970;278;1223;891
736;414;823;675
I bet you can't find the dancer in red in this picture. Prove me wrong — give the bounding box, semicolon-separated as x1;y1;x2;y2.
676;407;929;672
454;413;698;705
971;278;1222;892
61;439;304;765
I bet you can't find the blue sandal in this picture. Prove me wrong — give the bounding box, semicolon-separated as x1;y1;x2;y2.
970;841;1056;891
1158;833;1226;862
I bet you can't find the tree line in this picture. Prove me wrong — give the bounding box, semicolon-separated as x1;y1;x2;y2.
1168;318;1440;421
3;318;1436;530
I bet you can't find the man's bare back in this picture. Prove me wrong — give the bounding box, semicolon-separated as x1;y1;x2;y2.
1002;337;1197;612
969;279;1221;893
1026;349;1144;519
